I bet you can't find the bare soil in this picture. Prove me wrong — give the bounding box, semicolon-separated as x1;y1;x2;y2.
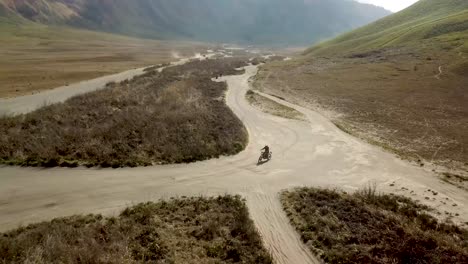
254;48;468;176
0;195;273;264
281;187;468;263
0;58;250;167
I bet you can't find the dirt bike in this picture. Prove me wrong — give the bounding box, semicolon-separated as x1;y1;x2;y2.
258;150;272;164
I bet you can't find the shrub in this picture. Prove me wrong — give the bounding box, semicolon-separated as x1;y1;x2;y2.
0;58;250;168
281;187;468;263
0;195;273;263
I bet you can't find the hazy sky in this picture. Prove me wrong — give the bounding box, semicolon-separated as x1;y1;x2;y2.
355;0;420;12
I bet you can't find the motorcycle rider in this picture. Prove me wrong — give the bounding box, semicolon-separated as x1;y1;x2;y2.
261;145;270;159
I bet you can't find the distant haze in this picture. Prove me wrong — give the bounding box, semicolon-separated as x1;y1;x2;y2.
0;0;392;45
355;0;420;12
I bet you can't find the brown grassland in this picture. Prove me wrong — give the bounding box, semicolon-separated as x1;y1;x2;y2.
281;187;468;263
0;195;273;264
0;23;206;98
0;58;249;167
254;47;468;177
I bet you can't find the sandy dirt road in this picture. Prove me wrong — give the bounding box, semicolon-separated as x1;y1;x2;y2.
1;65;468;263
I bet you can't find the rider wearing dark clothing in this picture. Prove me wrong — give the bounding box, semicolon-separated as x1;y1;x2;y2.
261;145;270;159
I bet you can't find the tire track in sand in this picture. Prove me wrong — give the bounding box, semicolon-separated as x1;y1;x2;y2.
245;190;321;264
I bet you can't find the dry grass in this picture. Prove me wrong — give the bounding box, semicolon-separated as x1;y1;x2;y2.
254;47;468;174
0;195;273;264
246;90;306;121
0;58;250;167
0;24;206;98
281;187;468;263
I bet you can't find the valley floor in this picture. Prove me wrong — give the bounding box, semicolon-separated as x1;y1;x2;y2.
1;62;468;263
0;24;206;98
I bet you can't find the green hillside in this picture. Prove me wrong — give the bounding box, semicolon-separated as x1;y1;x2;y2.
305;0;468;55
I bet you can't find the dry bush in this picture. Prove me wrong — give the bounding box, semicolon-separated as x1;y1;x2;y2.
281;187;468;264
0;58;249;167
0;195;273;264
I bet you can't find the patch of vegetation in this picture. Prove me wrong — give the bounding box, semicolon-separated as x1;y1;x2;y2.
246;90;306;121
332;122;352;135
441;172;468;191
0;58;249;167
0;195;273;264
425;20;468;39
281;187;468;263
443;172;468;182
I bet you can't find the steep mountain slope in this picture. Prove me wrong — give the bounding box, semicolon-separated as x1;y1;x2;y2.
0;0;391;44
305;0;468;55
255;0;468;176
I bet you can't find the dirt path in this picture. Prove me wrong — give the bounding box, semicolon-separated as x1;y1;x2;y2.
435;65;443;80
1;65;468;263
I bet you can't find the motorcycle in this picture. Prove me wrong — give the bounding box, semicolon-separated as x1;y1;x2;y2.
258;150;272;164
